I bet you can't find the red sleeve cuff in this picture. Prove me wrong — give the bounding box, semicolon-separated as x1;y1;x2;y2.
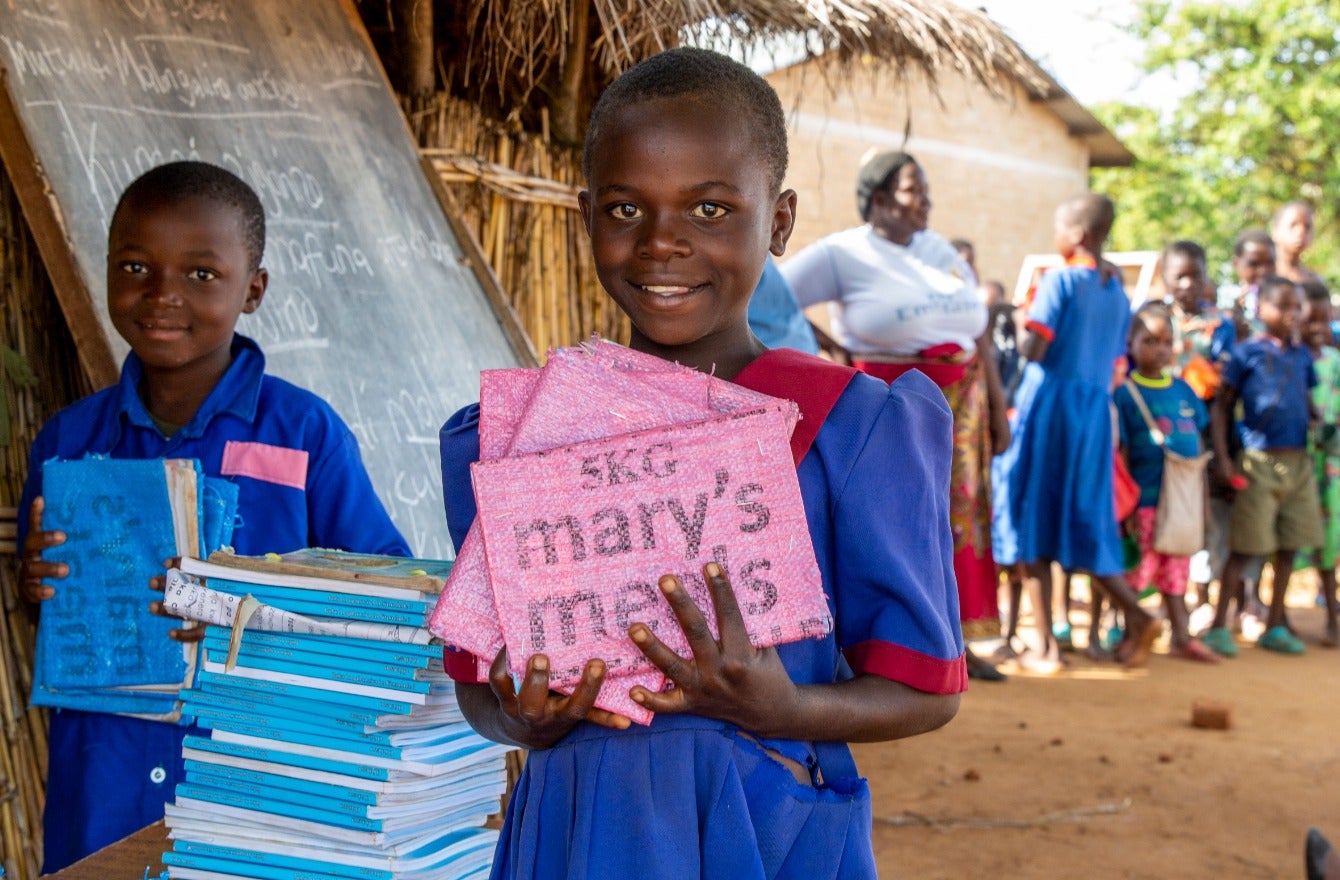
844;640;967;694
1024;320;1055;342
443;647;485;684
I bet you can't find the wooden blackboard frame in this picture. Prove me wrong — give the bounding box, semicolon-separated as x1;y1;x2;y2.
0;64;119;388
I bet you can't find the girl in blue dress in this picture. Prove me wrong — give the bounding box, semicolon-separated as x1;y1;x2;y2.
439;48;966;879
993;194;1161;671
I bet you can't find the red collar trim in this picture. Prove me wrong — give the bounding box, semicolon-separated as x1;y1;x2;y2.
733;349;859;466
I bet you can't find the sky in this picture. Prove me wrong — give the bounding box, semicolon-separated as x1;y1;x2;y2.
967;0;1162;106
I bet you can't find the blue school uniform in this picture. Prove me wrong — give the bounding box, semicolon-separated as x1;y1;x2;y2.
1114;374;1208;507
1222;336;1315;451
993;263;1131;575
439;348;965;880
19;334;410;872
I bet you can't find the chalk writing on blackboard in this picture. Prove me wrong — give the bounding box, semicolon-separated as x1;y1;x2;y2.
0;0;529;558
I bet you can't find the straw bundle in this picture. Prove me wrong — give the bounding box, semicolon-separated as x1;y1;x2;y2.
409;95;629;355
441;0;1045;144
0;166;91;880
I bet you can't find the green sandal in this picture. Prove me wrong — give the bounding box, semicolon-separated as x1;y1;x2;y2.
1201;626;1238;658
1257;625;1306;655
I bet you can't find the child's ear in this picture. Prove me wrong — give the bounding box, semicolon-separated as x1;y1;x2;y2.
578;190;594;239
769;189;798;257
242;268;268;314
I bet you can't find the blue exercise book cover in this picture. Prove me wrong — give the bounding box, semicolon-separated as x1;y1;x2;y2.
203;626;436;668
199;633;433;682
192;670;418;716
197;583;430;626
181;734;397;782
31;457;237;716
201;577;433;616
168;827;498;880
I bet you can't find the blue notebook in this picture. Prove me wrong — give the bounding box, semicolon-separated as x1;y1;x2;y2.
31;457;236;717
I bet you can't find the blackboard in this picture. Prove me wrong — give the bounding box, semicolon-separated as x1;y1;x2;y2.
0;0;534;559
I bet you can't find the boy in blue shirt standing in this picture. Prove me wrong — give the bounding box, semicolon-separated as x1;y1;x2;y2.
18;161;410;871
1206;275;1321;656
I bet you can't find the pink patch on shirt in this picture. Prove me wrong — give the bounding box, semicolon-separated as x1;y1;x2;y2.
220;441;308;490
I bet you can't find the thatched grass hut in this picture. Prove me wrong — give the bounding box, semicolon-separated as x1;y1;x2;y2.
0;2;1037;876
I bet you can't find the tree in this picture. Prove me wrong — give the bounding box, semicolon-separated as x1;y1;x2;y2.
1091;0;1340;284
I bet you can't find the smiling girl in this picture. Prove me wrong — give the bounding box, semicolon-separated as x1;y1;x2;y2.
439;48;965;880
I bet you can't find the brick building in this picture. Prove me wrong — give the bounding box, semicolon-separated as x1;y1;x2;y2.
767;54;1133;288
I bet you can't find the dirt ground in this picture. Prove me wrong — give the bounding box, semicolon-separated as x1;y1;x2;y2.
858;593;1339;879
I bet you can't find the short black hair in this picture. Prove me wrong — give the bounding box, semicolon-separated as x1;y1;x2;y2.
1301;278;1331;303
1162;239;1206;267
1233;228;1274;257
1056;193;1115;245
1257;274;1297;305
582;47;788;194
1130;301;1172;342
111;161;266;271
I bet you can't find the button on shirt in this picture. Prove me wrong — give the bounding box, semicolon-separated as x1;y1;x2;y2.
1222;336;1316;451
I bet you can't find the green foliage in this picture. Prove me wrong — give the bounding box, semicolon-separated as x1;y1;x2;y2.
1091;0;1340;284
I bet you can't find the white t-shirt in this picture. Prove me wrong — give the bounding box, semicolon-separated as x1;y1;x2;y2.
780;226;986;356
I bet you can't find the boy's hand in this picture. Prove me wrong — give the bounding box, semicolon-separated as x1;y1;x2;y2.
149;567;204;643
628;563;800;737
1213;460;1237;490
488;648;630;750
20;497;67;603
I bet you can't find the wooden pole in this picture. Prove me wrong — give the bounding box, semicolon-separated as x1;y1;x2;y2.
394;0;436;98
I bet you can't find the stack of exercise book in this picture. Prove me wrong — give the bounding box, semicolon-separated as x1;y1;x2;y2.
160;549;509;880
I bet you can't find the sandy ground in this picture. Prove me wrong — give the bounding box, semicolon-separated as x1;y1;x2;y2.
858;595;1339;879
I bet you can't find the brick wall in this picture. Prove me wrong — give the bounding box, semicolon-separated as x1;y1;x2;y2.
768;60;1093;291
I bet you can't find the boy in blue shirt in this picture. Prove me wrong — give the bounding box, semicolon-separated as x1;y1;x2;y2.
1206;275;1321;656
18;161;410;871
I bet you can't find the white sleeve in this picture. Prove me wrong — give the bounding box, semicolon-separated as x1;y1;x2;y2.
779;237;842;308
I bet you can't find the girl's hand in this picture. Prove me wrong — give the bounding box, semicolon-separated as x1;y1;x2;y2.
148;566;205;643
628;562;801;737
487;648;630;750
20;497;67;603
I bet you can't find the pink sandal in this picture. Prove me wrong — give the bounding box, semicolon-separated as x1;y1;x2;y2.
1171;638;1222;664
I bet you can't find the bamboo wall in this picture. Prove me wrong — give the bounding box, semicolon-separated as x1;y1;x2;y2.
404;93;630;355
0;165;91;880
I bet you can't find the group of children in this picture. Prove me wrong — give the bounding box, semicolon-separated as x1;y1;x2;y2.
990;200;1339;673
19;48;967;880
17;41;1336;879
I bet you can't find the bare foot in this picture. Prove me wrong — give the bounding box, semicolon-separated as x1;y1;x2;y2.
1000;650;1065;676
1323;622;1338;649
1169;638;1222;664
1084;643;1114;662
1120;618;1163;668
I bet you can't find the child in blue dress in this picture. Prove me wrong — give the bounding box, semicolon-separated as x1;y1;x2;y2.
439;47;965;880
993;194;1161;671
1114;303;1217;662
19;161;410;872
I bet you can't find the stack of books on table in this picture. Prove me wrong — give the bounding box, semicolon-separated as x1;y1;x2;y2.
160;549;509;880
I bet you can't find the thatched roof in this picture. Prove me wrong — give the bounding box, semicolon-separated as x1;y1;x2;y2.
437;0;1045;143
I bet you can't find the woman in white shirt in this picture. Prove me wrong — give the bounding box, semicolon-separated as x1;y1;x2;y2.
782;151;1010;681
